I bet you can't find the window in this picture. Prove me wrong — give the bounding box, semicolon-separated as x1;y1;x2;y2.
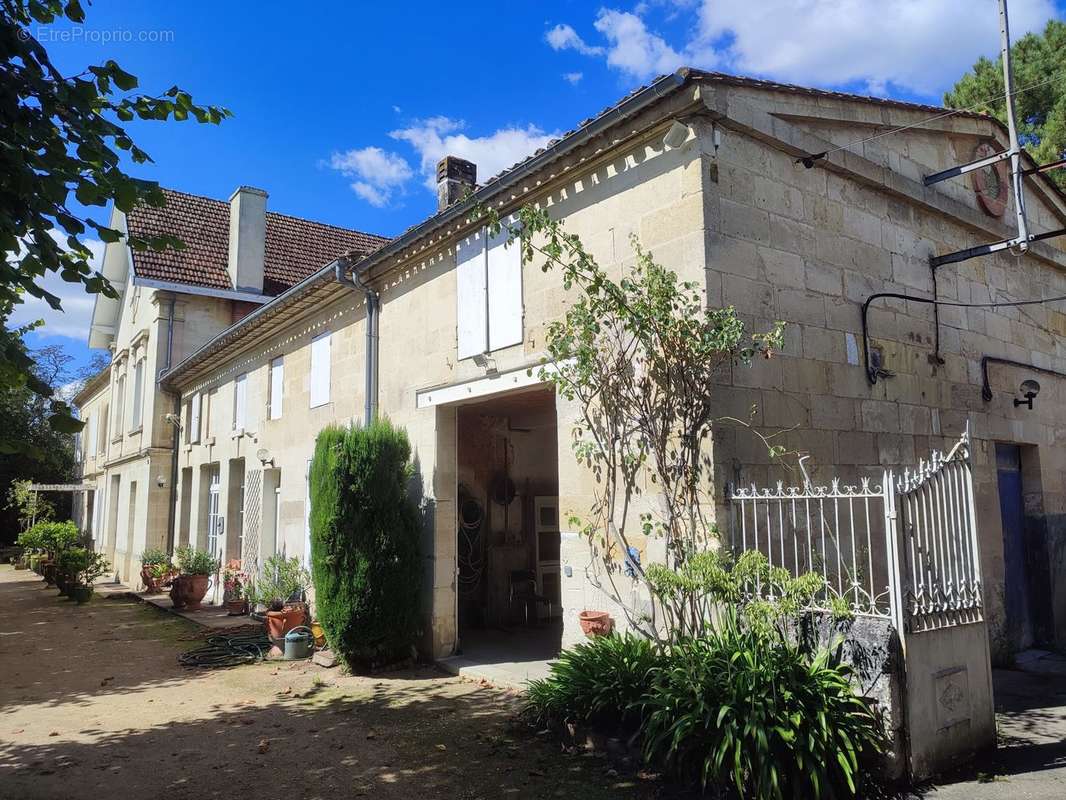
233;373;248;430
204;388;218;437
268;356;284;420
310;332;331;408
99;404;109;453
74;431;82;463
456;222;523;359
189;393;201;444
131;359;145;430
85;414;95;457
113;375;126;436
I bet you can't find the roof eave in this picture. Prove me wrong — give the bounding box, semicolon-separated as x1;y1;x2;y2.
161;70;692;387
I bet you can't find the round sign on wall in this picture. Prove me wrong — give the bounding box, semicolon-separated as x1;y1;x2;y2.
970;141;1009;218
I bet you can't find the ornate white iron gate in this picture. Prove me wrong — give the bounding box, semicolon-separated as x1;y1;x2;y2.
892;433;983;633
727;427;983;633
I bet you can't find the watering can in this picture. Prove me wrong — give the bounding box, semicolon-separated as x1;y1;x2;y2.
283;626;314;660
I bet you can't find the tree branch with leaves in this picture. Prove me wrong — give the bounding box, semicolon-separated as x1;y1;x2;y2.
477;203;785;639
0;0;230;446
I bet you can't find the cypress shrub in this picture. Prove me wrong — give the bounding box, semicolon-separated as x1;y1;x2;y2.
309;419;421;668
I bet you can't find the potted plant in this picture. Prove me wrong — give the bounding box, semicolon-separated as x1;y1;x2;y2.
248;554;311;640
140;548;174;594
71;551;110;604
56;546;88;597
16;526;45;575
222;560;249;615
31;521;80;587
170;545;219;611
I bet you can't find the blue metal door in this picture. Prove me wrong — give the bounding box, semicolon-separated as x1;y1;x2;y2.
995;444;1032;650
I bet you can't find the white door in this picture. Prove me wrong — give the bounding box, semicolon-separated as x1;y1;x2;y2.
207;467;222;601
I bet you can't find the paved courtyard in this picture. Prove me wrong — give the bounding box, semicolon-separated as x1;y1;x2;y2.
917;655;1066;799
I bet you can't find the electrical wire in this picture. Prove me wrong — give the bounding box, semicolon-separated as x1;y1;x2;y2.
795;72;1064;168
861;289;1066;385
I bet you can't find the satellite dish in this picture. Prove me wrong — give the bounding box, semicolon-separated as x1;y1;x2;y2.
256;448;273;466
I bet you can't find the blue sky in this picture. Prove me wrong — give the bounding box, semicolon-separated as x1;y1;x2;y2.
14;0;1065;379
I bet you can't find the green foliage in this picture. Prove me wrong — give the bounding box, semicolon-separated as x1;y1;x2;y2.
140;548;171;567
310;419;422;667
58;546;109;587
640;615;883;798
645;549;847;640
247;553;310;607
944;19;1066;189
30;519;79;554
525;634;658;729
16;523;45;551
475;203;784;639
174;545;219;577
6;478;55;529
0;0;230;445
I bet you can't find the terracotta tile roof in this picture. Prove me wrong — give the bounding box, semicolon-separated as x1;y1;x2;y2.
124;187;390;295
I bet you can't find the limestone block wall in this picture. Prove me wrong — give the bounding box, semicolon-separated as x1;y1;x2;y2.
700;95;1066;658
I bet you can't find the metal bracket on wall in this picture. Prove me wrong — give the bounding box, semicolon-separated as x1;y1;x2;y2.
980;355;1066;402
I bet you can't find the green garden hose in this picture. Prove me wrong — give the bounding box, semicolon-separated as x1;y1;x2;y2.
178;630;273;668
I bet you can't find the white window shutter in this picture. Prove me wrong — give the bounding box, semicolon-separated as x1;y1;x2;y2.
269;356;284;420
487;222;523;351
234;373;247;429
190;392;201;443
456;229;488;360
131;361;144;429
310;332;331;408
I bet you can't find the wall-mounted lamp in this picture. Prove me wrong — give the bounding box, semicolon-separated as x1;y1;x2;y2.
472;353;498;375
1014;379;1041;410
256;447;275;468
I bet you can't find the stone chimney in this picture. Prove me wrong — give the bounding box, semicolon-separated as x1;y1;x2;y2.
436;156;477;211
227;186;268;293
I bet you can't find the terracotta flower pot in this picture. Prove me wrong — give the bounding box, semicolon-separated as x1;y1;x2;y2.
174;574;210;611
578;610;614;638
265;605;305;641
225;598;248;616
141;566;170;594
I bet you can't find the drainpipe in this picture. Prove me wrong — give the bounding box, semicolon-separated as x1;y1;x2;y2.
334;259;379;426
162;297;180;556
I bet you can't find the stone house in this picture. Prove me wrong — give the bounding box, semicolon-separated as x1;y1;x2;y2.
76;70;1065;765
71;187;388;586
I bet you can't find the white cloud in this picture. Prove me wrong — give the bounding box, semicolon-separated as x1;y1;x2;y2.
8;234;105;341
328;146;414;207
593;9;688;79
563;71;584;84
390;117;560;191
545;23;604;55
696;0;1058;96
331;117;561;207
548;0;1059;96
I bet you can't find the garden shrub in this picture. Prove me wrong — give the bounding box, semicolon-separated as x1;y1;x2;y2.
310;419;421;668
525;633;658;729
640;611;883;798
29;520;80;555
